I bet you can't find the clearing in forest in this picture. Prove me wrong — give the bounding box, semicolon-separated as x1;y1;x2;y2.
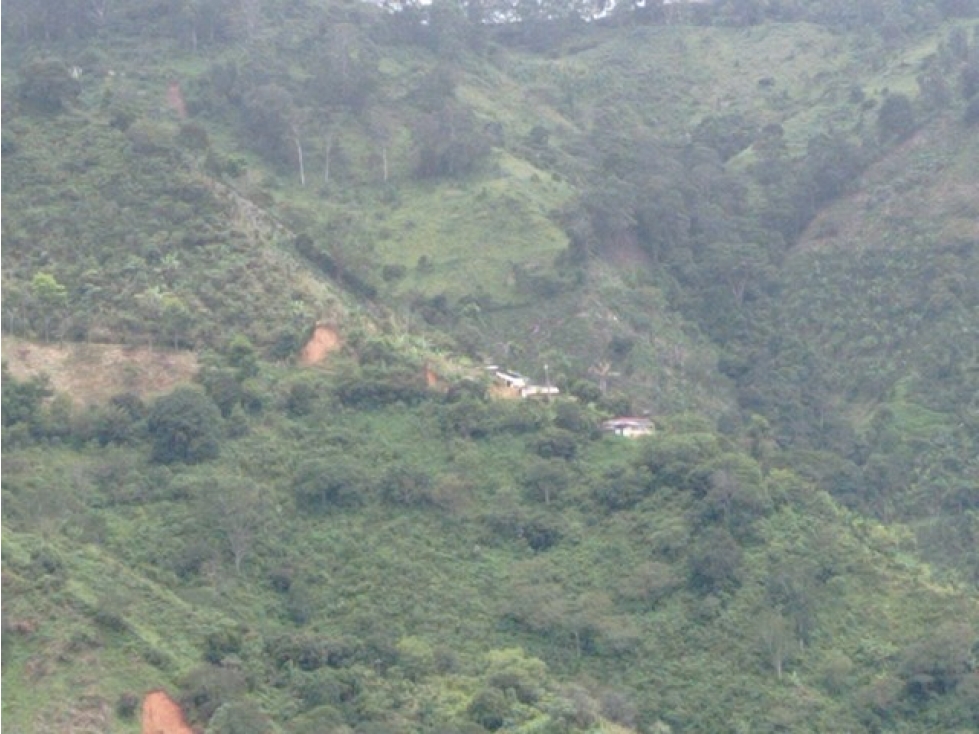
1;337;198;405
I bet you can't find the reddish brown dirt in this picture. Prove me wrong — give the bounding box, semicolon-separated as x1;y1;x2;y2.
1;337;198;405
425;365;449;391
141;691;194;734
299;324;342;364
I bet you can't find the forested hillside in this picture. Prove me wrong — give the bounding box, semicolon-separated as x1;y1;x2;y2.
2;0;978;732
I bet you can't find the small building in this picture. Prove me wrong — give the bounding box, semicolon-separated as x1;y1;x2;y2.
601;417;654;438
487;365;559;399
487;366;529;390
520;384;560;399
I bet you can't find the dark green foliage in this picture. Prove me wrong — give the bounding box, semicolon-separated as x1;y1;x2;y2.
552;401;595;435
412;104;492;179
380;461;433;506
179;665;248;725
293;669;358;711
899;623;977;697
334;362;429;408
307;31;378;112
590;465;647;512
440;396;493;438
467;687;510;731
125;119;177;157
171;539;215;579
877;93;917;142
698;452;771;537
201;369;246;419
635;432;721;494
805;132;867;206
267;634;360;672
282;379;319;418
522;457;572;505
289;706;347;734
147;387;222;464
17;58;80;113
86;403;140;446
206;700;274;734
521;515;565;551
226;335;260;381
688;527;743;593
92;595;129;632
1;364;53;429
292;456;369;510
533;428;579;460
204;626;244;665
765;563;819;646
285;581;316;626
240;84;297;167
115;692;139;719
692;113;757;162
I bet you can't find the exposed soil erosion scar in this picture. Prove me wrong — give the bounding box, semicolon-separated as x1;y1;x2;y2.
299;324;342;364
141;690;194;734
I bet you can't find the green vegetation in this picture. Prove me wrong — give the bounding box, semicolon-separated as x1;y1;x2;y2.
3;0;978;731
4;361;978;732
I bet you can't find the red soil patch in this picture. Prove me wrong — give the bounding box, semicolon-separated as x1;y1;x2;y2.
299;324;342;365
1;337;198;405
141;691;194;734
425;364;446;390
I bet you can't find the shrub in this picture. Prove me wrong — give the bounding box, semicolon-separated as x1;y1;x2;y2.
688;527;743;593
292;457;369;511
205;700;274;734
467;687;510;731
899;623;976;697
204;626;243;665
266;634;360;672
93;597;129;633
18;57;80;113
877;93;916;142
115;692;140;720
534;428;579;460
147;387;222;464
522;458;572;505
179;665;247;724
334;366;429;408
294;669;354;710
381;264;407;282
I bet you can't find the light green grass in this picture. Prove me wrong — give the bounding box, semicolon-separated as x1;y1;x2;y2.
375;154;572;301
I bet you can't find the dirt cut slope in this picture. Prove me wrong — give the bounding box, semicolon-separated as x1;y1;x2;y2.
141;691;194;734
299;324;342;365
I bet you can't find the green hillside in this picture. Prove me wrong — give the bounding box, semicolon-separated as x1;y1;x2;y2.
3;0;979;732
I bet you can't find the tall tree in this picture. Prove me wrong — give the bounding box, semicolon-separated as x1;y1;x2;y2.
147;387;222;464
30;272;68;341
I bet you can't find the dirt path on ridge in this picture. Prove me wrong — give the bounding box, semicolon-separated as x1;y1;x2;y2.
141;691;194;734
